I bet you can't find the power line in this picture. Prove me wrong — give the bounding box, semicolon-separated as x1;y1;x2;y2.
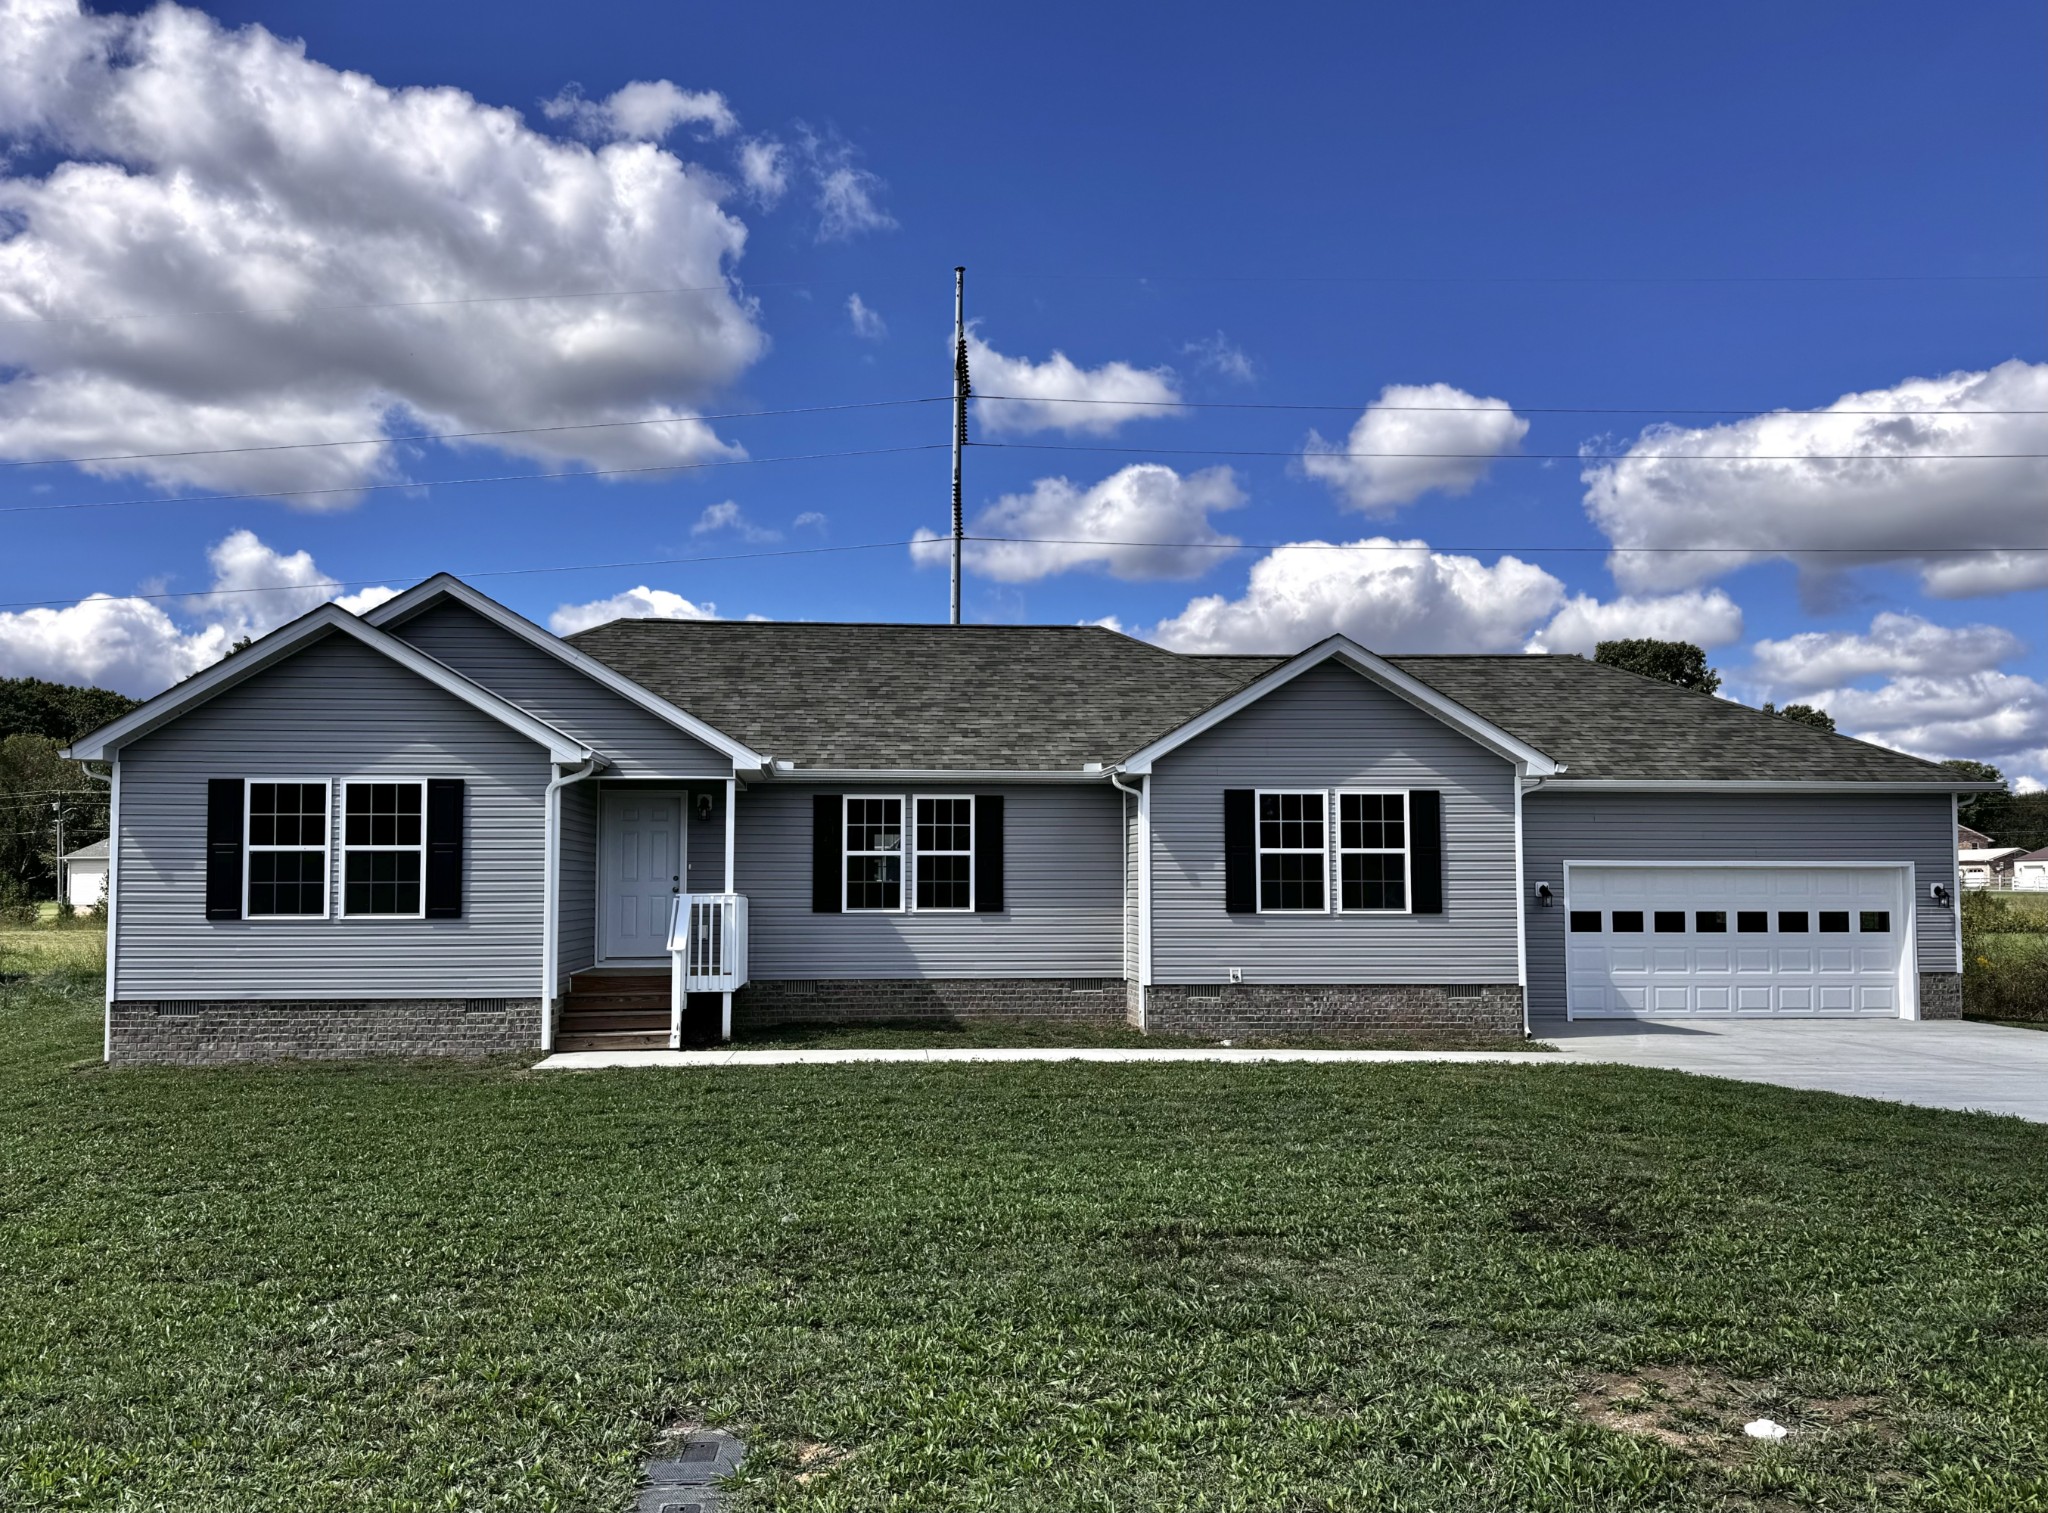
972;393;2048;418
1;391;2038;478
4;534;2042;615
0;279;819;328
0;443;947;516
970;440;2048;463
973;269;2048;286
0;539;932;611
0;398;946;472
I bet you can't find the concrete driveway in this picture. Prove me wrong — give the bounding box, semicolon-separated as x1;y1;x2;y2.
1544;1017;2048;1123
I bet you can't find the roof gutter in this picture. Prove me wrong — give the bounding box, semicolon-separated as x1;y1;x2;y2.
758;763;1108;783
1525;778;2005;794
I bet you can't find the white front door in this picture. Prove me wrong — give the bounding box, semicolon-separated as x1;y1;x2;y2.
1566;865;1909;1018
600;793;683;962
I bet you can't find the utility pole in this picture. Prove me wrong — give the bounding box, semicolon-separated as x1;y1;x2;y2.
949;265;968;625
51;801;63;910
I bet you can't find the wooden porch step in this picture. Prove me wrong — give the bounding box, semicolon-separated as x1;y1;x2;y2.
555;1028;672;1053
562;993;670;1014
557;1009;668;1033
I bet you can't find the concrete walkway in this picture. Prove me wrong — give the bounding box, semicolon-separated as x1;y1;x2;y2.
535;1019;2048;1124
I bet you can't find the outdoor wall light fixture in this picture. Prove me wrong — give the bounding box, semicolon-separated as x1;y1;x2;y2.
1931;882;1952;908
695;792;715;822
1535;882;1555;907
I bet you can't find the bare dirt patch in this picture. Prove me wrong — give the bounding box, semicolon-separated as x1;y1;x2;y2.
1573;1366;1895;1459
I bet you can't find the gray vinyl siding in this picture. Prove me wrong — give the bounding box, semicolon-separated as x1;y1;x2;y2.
113;631;548;999
392;600;730;776
686;781;731;893
558;780;598;982
1149;660;1520;984
1522;789;1960;1016
734;783;1122;979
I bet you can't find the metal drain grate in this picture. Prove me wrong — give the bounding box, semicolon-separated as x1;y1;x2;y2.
638;1429;746;1513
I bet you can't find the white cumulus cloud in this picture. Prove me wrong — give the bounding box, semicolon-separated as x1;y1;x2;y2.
967;332;1182;436
0;0;765;498
1747;612;2026;695
549;586;721;636
1148;539;1565;654
690;500;781;542
736;137;790;206
1302;383;1530;514
0;529;395;694
543;80;737;141
910;464;1243;583
1808;672;2048;771
1525;589;1745;656
1582;359;2048;595
847;293;887;339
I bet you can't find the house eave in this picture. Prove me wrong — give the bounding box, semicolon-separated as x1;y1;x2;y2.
1525;778;2003;794
61;604;595;765
363;573;768;772
759;765;1108;784
1117;636;1562;778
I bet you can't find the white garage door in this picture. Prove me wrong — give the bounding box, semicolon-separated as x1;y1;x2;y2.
1566;865;1908;1018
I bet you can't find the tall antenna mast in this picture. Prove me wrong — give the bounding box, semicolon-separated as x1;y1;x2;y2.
949;265;968;625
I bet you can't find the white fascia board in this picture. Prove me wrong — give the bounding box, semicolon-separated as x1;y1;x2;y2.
1529;778;2001;794
1118;636;1560;777
364;574;766;772
759;767;1107;783
64;604;594;764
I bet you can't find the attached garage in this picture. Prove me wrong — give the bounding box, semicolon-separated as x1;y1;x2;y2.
1564;863;1914;1019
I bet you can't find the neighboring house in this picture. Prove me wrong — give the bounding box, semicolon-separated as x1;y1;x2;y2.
2014;848;2048;892
64;574;1996;1065
1959;847;2025;890
1959;823;1997;850
60;839;108;913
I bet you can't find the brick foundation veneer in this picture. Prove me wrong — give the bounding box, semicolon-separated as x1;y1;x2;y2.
108;998;541;1065
1920;971;1963;1020
1142;982;1525;1041
735;978;1127;1027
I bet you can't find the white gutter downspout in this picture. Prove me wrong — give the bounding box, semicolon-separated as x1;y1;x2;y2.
541;756;599;1051
1108;770;1148;1032
1513;762;1530;1040
82;761;115;1061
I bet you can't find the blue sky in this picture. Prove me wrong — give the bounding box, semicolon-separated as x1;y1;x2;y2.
1;0;2044;781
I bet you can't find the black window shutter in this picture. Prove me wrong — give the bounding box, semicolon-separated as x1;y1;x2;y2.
811;794;843;913
1223;788;1256;914
1410;789;1444;915
425;778;465;919
974;794;1005;912
205;778;243;920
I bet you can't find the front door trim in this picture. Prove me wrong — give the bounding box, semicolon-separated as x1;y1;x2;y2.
597;788;686;964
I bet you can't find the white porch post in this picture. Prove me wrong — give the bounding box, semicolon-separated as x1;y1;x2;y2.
722;776;736;1041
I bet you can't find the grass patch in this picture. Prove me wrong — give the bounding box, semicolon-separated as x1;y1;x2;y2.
1;934;2045;1510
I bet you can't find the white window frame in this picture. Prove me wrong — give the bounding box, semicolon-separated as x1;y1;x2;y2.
911;793;975;914
243;777;332;922
1335;787;1414;916
1254;788;1330;915
843;794;907;913
340;779;428;921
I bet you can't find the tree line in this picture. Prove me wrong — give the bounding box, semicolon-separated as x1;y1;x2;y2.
1;677;141;909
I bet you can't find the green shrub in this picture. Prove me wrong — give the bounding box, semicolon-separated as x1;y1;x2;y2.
1960;888;2048;936
1964;939;2048;1021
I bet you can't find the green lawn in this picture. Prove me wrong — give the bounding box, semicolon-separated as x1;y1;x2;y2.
2;931;2046;1512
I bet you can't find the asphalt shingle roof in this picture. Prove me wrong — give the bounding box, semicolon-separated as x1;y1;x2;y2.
567;619;1964;784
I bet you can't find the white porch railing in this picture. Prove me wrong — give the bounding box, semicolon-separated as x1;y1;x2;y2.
668;892;749;1044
